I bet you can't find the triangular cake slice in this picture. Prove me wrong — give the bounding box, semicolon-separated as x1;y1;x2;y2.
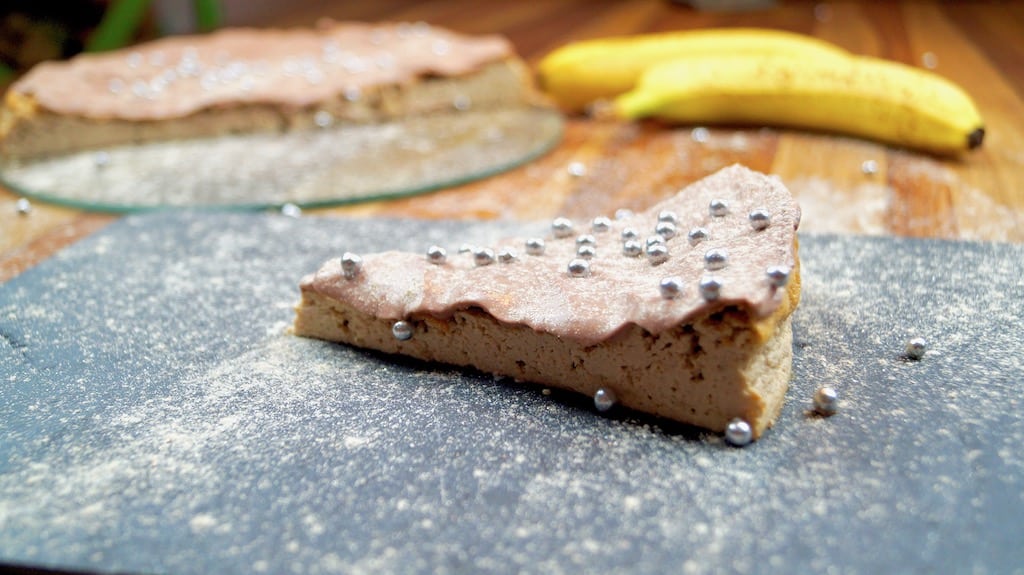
294;165;801;439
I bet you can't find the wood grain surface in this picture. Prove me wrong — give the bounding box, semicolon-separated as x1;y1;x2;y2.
2;0;1022;282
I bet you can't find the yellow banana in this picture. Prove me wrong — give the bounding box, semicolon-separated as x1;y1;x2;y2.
537;28;850;112
614;53;985;154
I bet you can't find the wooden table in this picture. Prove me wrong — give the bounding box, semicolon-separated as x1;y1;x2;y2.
2;0;1022;282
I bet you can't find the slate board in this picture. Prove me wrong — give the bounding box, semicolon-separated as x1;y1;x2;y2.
1;212;1022;575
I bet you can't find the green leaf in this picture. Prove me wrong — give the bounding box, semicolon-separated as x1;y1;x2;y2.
85;0;154;52
195;0;224;32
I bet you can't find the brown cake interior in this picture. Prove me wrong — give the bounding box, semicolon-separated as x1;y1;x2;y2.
293;165;802;438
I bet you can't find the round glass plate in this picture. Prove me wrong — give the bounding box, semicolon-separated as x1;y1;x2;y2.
0;107;562;212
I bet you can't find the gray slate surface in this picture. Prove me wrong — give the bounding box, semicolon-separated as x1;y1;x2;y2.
1;212;1022;575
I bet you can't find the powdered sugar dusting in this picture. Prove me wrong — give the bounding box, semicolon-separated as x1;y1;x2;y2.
787;176;891;235
1;212;1022;574
888;154;1021;242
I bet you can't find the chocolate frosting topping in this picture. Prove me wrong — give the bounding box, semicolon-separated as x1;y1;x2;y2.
303;165;800;344
12;21;512;120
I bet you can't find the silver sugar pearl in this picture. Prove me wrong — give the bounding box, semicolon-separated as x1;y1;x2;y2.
576;245;597;259
375;53;396;70
432;39;451;56
576;234;597;247
621;228;639;241
483;126;504;142
567;161;586;177
813;386;839;416
199;75;217;92
861;159;879;175
688;227;710;245
280;203;302;218
525;238;546;256
704;248;729;271
177;53;200;76
412;21;431;36
452;94;471;111
725;418;753;446
567;258;591;278
659;276;684;299
322;41;340;59
498;248;518;263
657;210;678;224
552;217;574;238
341;252;362;280
594;388;617;412
314;110;334;128
766;265;790;288
392;320;413;341
614;208;634;220
709;199;730;217
622;240;643;257
426;245;447;264
16;198;32;216
473;247;496;266
748;209;771;231
645;235;665;248
905;337;927;360
305;69;326;86
699;276;723;301
646;243;670;265
655;220;677;240
342;56;368;75
591;216;612;233
921;51;938;70
131;79;153;98
148;76;169;94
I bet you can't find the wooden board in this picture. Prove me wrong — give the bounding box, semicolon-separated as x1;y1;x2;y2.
2;0;1023;280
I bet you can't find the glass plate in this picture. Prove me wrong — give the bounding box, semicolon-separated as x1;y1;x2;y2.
0;107;562;212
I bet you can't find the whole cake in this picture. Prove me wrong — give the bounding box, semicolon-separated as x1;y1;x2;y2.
0;20;539;159
293;165;801;439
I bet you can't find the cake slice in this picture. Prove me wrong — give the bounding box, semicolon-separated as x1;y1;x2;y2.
293;165;801;439
0;20;541;160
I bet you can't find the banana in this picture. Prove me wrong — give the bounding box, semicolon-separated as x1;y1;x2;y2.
614;53;985;154
537;28;850;112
